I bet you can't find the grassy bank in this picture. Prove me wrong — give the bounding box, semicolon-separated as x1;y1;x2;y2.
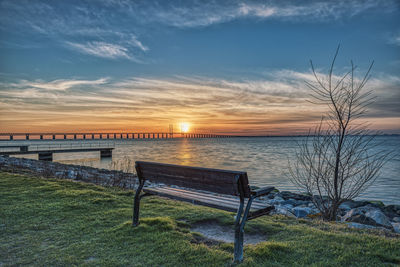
0;172;399;266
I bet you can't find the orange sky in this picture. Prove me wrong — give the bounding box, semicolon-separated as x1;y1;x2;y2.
1;74;399;135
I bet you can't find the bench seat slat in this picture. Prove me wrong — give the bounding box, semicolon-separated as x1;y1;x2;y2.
144;188;239;212
143;187;268;212
156;187;268;210
150;187;255;210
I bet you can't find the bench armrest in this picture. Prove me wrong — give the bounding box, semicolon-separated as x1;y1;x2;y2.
250;186;275;197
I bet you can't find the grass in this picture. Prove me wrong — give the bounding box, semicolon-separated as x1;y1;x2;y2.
0;172;399;266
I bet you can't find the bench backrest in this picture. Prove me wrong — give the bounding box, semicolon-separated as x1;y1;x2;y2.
135;161;252;198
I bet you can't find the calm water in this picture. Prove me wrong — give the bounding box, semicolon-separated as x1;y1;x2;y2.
9;136;400;205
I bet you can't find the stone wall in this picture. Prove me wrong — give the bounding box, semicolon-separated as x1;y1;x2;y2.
0;156;138;189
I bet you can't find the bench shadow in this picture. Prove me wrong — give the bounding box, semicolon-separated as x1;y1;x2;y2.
190;219;267;245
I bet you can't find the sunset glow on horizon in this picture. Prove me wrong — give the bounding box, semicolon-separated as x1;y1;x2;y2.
180;123;190;134
0;1;399;135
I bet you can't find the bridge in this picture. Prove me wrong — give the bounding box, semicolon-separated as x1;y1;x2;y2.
0;132;233;141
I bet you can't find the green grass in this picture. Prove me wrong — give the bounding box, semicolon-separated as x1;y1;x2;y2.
0;172;399;266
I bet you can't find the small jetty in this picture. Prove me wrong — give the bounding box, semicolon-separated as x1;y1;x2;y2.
0;144;114;161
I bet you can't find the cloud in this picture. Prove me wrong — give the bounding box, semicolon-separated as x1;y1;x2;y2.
130;36;149;52
388;34;400;46
141;0;397;28
12;78;108;91
1;70;399;133
1;1;396;35
65;41;136;61
0;1;149;61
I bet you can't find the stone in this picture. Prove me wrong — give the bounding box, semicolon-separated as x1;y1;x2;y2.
365;208;393;229
342;205;393;229
272;205;296;218
392;217;400;223
268;196;284;205
392;222;400;233
295;200;311;207
267;194;275;199
346;222;378;230
280;199;297;206
345;214;378;225
383;205;400;218
278;191;311;201
0;155;138;190
367;200;385;208
283;204;294;210
339;200;362;210
292;207;313;218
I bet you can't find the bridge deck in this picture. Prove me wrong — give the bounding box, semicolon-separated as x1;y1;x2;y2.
0;147;114;155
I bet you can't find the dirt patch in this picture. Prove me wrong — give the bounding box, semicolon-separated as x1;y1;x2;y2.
191;221;266;244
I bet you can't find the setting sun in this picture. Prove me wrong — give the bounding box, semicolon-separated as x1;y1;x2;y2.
180;123;190;133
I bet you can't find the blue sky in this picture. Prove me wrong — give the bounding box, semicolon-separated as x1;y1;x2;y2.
0;0;399;134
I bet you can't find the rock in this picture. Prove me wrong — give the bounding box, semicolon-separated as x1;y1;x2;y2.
268;196;284;205
280;199;297;206
278;191;311;201
67;170;76;179
365;208;393;229
283;204;294;210
345;214;379;225
383;205;400;219
339;200;363;210
392;217;400;223
292;207;313;218
271;205;296;218
392;223;400;233
0;155;138;189
295;200;311;207
346;222;378;230
367;200;385;208
342;205;393;229
312;195;331;206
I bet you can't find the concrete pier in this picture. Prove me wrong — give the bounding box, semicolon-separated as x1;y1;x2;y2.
0;146;114;162
38;152;53;161
100;149;112;158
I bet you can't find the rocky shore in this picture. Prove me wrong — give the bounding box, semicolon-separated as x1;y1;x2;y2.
256;190;400;233
1;155;399;233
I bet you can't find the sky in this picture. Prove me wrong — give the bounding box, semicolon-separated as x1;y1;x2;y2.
0;0;399;135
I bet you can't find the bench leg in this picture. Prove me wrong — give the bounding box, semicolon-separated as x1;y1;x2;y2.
233;197;254;263
132;181;145;226
234;197;244;263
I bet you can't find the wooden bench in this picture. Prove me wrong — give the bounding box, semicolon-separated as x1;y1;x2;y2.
132;161;275;263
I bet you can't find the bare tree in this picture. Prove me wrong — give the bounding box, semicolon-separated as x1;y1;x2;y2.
289;46;390;221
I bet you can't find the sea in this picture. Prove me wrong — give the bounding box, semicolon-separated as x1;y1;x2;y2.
6;136;400;205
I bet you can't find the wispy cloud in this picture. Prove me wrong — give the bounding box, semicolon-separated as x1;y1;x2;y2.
1;71;398;133
0;1;149;61
140;0;397;28
388;34;400;46
25;78;108;91
65;41;137;61
130;36;149;52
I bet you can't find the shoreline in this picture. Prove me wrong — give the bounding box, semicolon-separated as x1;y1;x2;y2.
0;155;399;233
